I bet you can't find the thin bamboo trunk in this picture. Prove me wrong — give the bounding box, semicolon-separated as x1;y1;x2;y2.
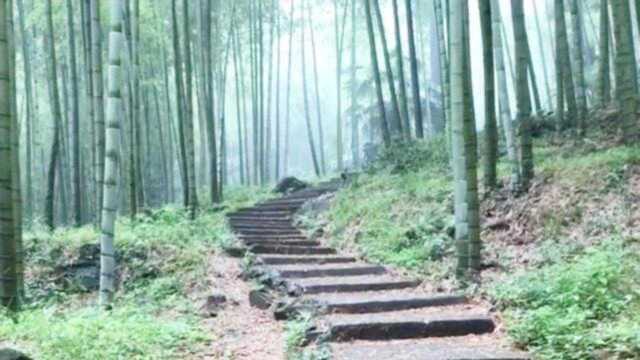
301;0;321;176
364;0;391;146
373;0;404;137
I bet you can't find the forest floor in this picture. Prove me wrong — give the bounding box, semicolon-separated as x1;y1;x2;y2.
1;114;639;360
299;115;640;359
0;188;279;359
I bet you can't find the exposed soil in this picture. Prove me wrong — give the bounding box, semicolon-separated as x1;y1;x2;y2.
188;253;284;360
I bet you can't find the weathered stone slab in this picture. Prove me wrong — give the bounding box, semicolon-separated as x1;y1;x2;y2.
330;339;529;360
304;291;466;314
266;263;386;279
319;311;495;341
250;244;337;255
258;255;357;265
288;275;420;295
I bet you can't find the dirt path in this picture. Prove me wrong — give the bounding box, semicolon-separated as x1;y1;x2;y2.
197;255;284;360
224;184;528;359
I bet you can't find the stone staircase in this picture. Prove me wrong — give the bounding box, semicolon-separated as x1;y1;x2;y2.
227;185;529;360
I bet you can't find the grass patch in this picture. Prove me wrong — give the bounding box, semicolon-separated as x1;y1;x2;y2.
0;302;206;359
1;186;270;359
284;312;329;360
322;138;455;278
491;239;640;360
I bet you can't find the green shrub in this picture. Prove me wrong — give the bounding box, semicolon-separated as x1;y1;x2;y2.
5;186;272;359
0;303;205;360
491;240;640;360
368;136;449;174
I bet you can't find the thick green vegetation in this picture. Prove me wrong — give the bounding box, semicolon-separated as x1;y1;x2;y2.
325;138;454;274
319;134;640;358
284;312;329;360
0;187;270;359
492;239;640;360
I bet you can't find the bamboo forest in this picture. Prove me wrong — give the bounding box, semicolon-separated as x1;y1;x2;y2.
1;0;639;359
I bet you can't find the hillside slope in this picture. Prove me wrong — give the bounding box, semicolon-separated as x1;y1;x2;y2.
308;130;640;359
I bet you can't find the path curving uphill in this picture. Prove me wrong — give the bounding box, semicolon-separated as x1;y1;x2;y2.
227;184;528;360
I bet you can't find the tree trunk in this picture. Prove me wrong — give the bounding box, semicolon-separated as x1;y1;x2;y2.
301;1;321;176
491;0;517;188
434;0;449;129
307;4;327;175
91;0;105;224
597;0;611;107
512;0;534;192
555;0;578;130
373;0;404;137
0;0;18;310
350;0;360;165
612;0;638;142
45;0;63;231
203;0;220;203
334;0;348;170
532;0;553;109
8;2;22;299
479;0;497;190
171;0;189;208
66;0;83;226
100;0;125;308
161;48;176;202
450;0;480;278
182;0;198;216
153;88;169;203
405;0;423;139
364;0;391;146
570;0;587;133
284;0;294;175
392;0;411;137
232;23;246;185
16;0;33;222
274;2;282;179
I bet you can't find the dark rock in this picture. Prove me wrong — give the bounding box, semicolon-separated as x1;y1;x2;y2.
208;294;227;306
78;243;100;261
55;243;103;292
224;246;246;258
61;262;100;291
249;289;275;310
0;349;32;360
201;294;229;317
274;177;309;194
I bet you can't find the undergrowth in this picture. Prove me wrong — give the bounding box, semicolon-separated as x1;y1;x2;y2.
324;137;456;278
284;312;329;360
320;132;640;358
492;238;640;360
0;186;270;359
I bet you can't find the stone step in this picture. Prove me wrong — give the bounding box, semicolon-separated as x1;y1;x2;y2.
228;221;295;229
252;204;305;211
244;239;321;247
235;228;303;236
315;310;495;342
227;215;292;222
232;224;299;231
287;275;420;295
258;255;358;265
300;291;466;314
260;198;312;206
265;263;386;279
249;244;337;255
228;210;293;218
238;235;308;241
329;338;529;360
